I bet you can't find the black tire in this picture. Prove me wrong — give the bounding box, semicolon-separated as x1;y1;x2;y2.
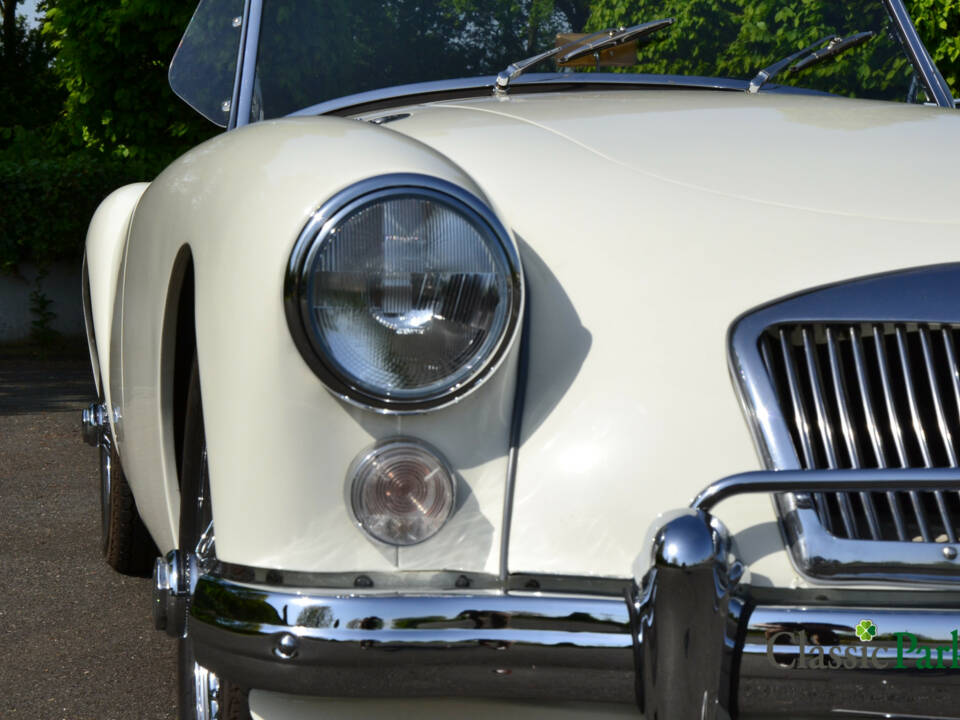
100;392;156;576
177;358;250;720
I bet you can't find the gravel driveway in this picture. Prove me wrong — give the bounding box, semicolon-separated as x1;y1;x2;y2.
0;353;177;719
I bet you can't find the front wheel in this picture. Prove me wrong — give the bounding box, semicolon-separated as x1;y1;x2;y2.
177;358;249;720
97;394;155;576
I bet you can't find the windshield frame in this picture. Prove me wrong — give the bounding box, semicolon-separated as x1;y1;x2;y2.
288;73;808;118
224;0;955;129
229;0;262;128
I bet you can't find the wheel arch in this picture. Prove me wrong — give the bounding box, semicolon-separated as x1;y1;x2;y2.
81;254;101;395
158;244;197;552
84;182;150;407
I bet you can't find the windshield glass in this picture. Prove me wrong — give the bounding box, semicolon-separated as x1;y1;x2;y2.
250;0;923;119
203;1;931;123
170;0;245;127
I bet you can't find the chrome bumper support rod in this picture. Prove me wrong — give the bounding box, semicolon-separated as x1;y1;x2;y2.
694;469;960;583
693;468;960;512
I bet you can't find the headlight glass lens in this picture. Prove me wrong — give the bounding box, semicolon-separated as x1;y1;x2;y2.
297;184;519;408
350;440;456;546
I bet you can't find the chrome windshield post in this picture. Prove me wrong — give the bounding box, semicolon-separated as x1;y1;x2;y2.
635;510;746;719
231;0;263;128
882;0;955;108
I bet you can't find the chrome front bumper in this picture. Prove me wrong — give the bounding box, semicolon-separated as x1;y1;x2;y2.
190;586;637;704
175;470;960;718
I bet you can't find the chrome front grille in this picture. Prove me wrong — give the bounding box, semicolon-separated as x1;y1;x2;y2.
729;266;960;581
759;323;960;544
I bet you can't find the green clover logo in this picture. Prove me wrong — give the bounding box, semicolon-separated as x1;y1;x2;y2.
855;619;878;642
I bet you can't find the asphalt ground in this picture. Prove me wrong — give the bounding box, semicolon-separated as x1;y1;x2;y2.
0;352;177;719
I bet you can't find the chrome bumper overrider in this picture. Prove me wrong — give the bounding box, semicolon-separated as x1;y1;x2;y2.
177;470;960;718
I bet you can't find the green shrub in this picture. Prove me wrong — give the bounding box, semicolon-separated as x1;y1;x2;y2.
0;150;153;274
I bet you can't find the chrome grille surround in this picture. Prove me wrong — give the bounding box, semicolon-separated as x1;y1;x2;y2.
729;264;960;583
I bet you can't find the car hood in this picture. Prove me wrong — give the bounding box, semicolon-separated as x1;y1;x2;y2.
371;89;960;582
385;89;959;223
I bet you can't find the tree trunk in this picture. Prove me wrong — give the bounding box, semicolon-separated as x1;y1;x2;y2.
2;0;19;65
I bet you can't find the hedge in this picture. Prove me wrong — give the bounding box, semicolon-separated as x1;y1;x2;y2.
0;152;154;273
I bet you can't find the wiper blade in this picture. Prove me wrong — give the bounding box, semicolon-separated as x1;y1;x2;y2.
495;28;618;93
748;34;834;93
495;18;673;94
558;18;674;65
748;30;875;94
790;31;874;73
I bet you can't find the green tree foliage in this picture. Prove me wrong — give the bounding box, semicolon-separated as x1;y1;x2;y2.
1;0;957;277
587;1;922;101
908;0;960;93
0;4;63;143
0;0;188;273
44;0;216;166
587;0;958;100
0;153;151;273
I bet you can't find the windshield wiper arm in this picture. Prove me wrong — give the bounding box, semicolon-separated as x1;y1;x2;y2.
495;28;618;94
748;31;874;94
749;34;834;93
790;30;874;73
558;18;674;65
495;18;674;94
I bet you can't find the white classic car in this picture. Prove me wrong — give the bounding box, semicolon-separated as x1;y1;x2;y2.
80;0;960;718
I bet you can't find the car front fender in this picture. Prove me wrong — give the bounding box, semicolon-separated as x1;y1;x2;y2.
118;117;520;570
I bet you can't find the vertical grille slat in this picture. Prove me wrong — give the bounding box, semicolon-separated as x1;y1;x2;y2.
761;322;960;545
895;326;935;466
825;327;881;539
873;325;910;466
874;325;933;542
919;327;959;465
802;327;859;539
943;328;960;437
942;328;960;519
825;327;862;465
777;328;831;530
895;326;953;542
919;328;958;542
778;329;817;468
849;327;908;540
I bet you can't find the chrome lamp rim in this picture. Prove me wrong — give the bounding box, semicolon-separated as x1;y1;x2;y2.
346;437;458;547
284;173;524;414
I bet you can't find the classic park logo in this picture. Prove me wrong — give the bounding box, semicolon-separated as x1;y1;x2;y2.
765;620;960;670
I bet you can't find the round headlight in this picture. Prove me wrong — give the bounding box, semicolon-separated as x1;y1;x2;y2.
349;439;456;546
286;174;522;412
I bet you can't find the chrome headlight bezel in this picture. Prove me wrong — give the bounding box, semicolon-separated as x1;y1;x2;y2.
284;173;523;413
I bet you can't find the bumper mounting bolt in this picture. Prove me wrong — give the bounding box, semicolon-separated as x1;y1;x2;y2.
274;632;299;659
943;546;958;560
